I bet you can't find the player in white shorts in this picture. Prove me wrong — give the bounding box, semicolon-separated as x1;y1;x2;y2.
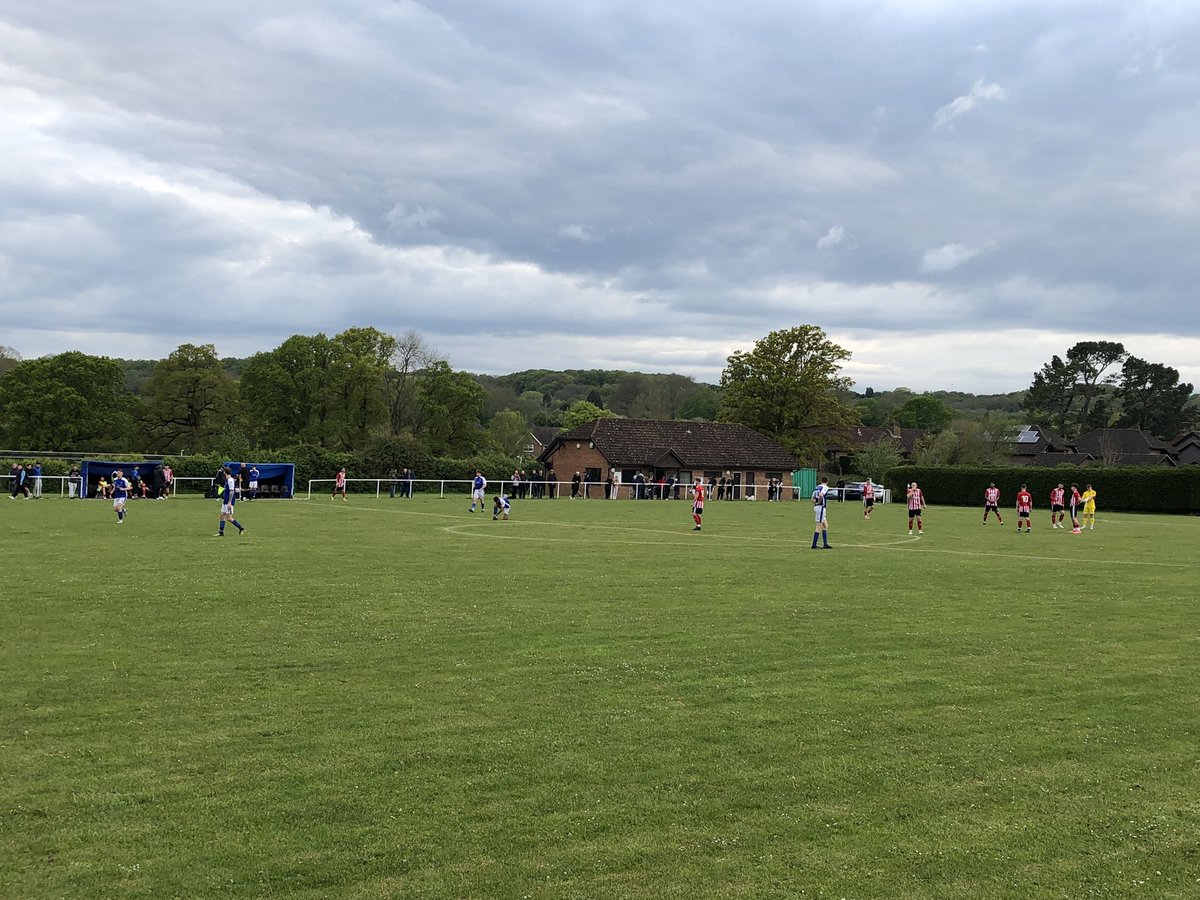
470;470;487;512
215;467;246;536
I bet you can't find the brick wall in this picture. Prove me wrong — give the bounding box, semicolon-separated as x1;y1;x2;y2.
543;442;792;500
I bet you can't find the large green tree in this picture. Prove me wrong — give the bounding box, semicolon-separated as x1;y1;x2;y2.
0;351;135;450
852;438;902;482
385;329;441;435
239;329;395;449
562;400;615;430
488;409;530;456
137;343;238;452
414;361;486;455
891;395;954;432
718;325;856;457
240;333;341;447
330;327;397;448
677;384;718;421
1022;341;1126;436
1115;357;1193;438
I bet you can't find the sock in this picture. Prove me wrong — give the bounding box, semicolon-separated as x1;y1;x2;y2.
823;532;830;548
812;531;819;548
231;519;242;531
219;521;225;534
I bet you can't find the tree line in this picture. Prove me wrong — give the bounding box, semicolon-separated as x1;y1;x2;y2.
0;330;1194;465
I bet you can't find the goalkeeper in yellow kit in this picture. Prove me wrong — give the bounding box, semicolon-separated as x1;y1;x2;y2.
1080;484;1098;530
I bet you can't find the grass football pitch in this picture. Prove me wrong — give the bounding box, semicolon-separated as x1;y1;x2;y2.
2;493;1198;898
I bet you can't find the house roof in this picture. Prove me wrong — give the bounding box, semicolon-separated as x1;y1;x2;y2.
541;418;798;470
1074;428;1173;459
1169;431;1200;451
803;424;925;456
528;425;560;450
1008;424;1076;456
1099;453;1177;467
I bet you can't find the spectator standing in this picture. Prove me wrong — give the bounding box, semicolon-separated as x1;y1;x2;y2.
388;467;399;499
32;462;43;499
69;466;82;499
571;471;581;499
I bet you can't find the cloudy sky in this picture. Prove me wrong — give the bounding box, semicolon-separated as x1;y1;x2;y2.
3;1;1198;393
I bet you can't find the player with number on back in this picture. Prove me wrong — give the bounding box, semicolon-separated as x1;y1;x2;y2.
690;477;705;532
1015;484;1033;533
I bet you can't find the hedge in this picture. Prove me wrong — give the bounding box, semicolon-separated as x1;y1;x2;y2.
882;465;1200;515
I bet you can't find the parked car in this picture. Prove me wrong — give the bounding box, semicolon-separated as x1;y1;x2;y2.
834;481;881;501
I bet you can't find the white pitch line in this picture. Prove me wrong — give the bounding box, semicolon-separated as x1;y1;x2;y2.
868;542;1199;569
318;503;1198;567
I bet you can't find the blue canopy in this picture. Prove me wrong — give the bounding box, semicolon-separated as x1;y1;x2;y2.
224;462;295;498
80;460;163;498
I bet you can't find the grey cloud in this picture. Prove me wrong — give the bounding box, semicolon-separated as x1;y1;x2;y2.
4;1;1200;392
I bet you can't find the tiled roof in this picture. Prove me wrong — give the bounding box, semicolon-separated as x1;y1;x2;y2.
1091;452;1176;467
1008;425;1076;455
802;425;925;456
528;425;560;449
1074;428;1174;460
1170;431;1200;451
544;418;798;469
